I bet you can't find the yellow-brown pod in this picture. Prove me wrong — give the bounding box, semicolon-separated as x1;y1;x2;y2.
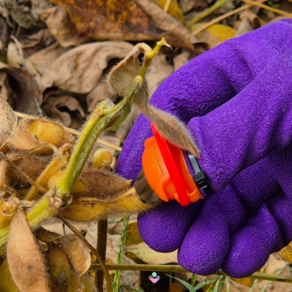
45;170;87;197
0;260;19;292
23;118;74;147
7;208;49;292
60;188;153;221
48;242;80;292
81;168;131;199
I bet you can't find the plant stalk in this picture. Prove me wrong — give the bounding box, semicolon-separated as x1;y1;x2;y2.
89;264;292;284
189;0;227;25
95;219;108;292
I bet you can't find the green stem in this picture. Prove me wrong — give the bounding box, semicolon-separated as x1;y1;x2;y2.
113;215;129;291
188;0;227;25
89;264;292;284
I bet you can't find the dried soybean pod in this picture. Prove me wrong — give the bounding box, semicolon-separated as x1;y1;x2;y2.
58;234;91;277
48;242;80;292
0;97;17;151
81;273;98;292
22;118;74;147
7;208;49;292
60;188;153;221
0;260;19;292
81;168;131;199
45;171;87;197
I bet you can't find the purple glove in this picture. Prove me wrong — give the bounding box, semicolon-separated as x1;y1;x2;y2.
116;19;292;277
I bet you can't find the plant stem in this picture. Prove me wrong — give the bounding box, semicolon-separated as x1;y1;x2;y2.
191;0;266;36
189;0;227;25
95;219;108;292
113;214;129;292
89;264;292;284
241;0;292;17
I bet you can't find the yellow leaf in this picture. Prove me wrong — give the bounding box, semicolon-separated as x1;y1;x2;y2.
192;24;236;48
125;242;177;264
125;222;144;246
279;242;292;263
153;0;184;22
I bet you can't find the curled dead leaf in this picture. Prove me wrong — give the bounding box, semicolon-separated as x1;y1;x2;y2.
0;66;42;115
42;95;85;127
38;41;134;94
7;208;49;292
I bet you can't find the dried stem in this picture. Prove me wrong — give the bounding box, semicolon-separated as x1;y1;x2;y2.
163;0;171;12
241;0;292;17
89;264;292;284
191;0;266;36
189;0;228;25
95;219;108;292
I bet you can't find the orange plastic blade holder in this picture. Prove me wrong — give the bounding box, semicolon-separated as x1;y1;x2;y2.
142;123;203;207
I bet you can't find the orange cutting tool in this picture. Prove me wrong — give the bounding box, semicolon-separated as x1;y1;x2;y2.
142;123;211;206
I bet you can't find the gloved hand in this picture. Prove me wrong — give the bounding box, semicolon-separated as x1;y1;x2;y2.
115;19;292;277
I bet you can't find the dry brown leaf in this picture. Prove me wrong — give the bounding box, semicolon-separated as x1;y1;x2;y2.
135;0;198;43
57;234;91;277
38;41;134;94
0;16;10;51
27;43;69;76
4;0;37;29
173;49;192;71
7;40;39;77
0;96;17;149
48;241;81;292
87;80;117;113
18;29;55;49
179;0;213;14
42;95;85;127
0;65;42;115
234;18;254;37
7;208;49;292
240;9;266;28
43;0;162;46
